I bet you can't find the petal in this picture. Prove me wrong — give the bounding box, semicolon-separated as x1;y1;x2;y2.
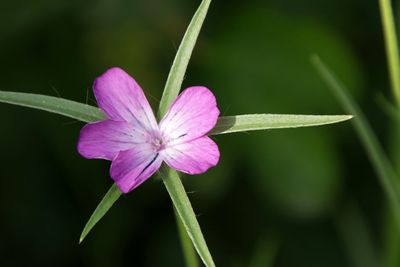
110;144;163;193
159;86;220;146
162;136;220;175
93;67;158;132
78;120;148;160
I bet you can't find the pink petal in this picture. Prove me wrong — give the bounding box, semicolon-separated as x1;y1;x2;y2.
110;144;163;193
159;86;220;146
162;136;220;175
77;120;148;160
93;67;158;132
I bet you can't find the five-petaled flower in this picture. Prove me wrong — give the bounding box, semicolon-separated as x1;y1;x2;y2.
77;68;220;193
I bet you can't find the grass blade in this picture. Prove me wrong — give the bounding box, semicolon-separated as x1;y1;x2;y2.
379;0;400;105
379;1;400;265
157;0;211;118
0;91;105;122
210;114;352;135
311;55;400;224
79;184;122;243
160;166;215;267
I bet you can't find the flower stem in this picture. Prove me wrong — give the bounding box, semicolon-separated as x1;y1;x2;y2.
378;1;400;266
379;0;400;106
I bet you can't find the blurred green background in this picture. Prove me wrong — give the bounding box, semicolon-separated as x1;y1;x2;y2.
0;0;393;266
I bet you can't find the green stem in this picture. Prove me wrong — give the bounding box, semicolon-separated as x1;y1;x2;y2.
311;55;400;225
383;123;400;267
175;209;200;267
383;206;400;267
378;1;400;266
379;0;400;106
160;166;215;267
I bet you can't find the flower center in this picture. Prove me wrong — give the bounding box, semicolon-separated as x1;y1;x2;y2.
150;134;166;152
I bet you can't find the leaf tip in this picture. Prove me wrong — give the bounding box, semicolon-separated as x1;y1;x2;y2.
335;115;353;123
345;115;354;120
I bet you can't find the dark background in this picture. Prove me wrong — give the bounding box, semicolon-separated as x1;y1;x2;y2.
0;0;394;266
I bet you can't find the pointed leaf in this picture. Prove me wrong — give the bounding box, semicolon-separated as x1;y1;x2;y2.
0;91;352;135
157;0;211;118
160;166;215;267
175;208;200;267
210;114;352;135
79;184;122;243
0;91;105;122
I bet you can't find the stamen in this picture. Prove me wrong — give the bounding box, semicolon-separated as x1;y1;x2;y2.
150;132;166;152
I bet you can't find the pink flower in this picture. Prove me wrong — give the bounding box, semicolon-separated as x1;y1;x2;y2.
77;67;220;193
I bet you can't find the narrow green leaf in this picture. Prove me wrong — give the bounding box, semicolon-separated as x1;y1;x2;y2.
175;208;200;267
0;91;105;122
379;0;400;105
79;184;122;243
379;1;400;265
160;166;215;267
157;0;211;118
210;114;352;135
0;91;352;135
311;55;400;225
